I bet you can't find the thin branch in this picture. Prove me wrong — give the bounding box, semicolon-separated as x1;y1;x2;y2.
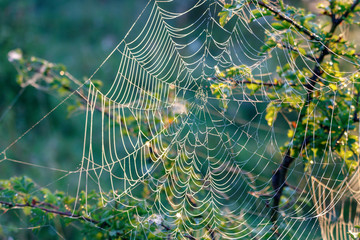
269;0;360;225
333;128;347;147
270;137;308;223
353;87;360;122
63;85;115;120
0;200;99;224
34;199;59;210
184;233;197;240
160;222;196;240
329;0;360;33
208;77;296;87
255;0;322;41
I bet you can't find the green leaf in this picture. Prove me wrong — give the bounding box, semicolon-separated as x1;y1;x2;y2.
261;39;277;53
92;80;103;88
271;21;290;30
246;83;260;91
297;47;306;55
250;9;272;21
265;103;279;126
345;159;358;175
328;83;337;91
218;11;230;27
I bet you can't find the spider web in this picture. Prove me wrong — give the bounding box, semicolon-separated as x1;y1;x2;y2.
1;0;360;239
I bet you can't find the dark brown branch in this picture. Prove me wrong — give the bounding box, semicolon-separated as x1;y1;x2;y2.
0;200;99;224
329;0;360;33
160;223;174;240
160;223;171;231
184;233;197;240
333;128;347;147
354;90;360;122
208;77;296;87
34;199;59;210
256;1;322;41
269;0;360;225
160;222;195;240
270;136;311;223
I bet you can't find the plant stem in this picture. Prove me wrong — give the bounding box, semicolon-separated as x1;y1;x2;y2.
0;200;99;224
268;0;360;225
256;0;322;41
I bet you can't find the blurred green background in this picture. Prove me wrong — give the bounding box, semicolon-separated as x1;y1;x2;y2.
0;0;150;178
0;1;150;238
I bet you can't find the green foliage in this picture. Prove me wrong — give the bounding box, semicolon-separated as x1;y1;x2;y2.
348;225;360;239
3;0;360;239
0;176;170;239
214;0;360;233
216;0;360;177
218;1;247;26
